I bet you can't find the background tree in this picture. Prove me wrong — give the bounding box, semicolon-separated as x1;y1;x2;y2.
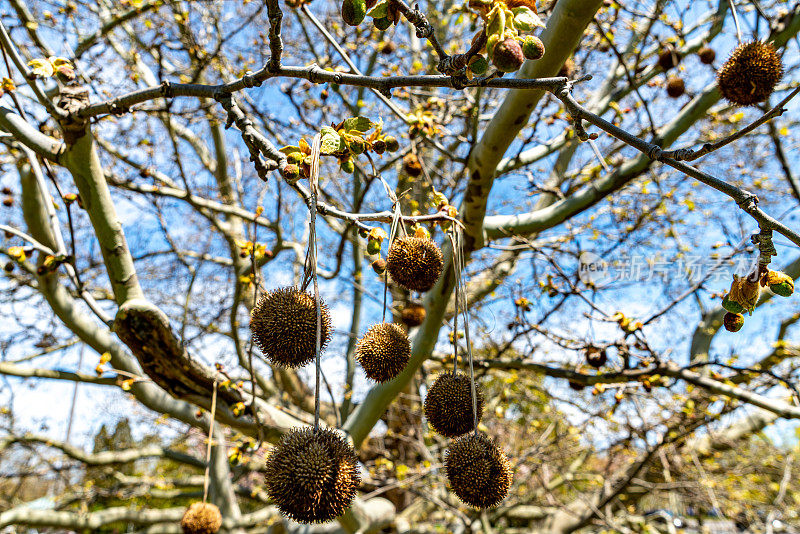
1;0;800;532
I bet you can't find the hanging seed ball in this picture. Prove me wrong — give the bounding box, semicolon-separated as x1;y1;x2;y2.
424;373;484;438
355;322;411;382
717;41;783;106
492;37;525;73
386;236;444;292
265;427;360;523
723;312;745;333
698;46;716;65
558;57;576;78
401;302;427;327
585;347;607;369
380;41;397;54
657;46;681;70
180;502;222;534
371;258;387;275
402;153;423;177
250;287;332;368
666;76;685;98
568;380;585;391
445;432;513;509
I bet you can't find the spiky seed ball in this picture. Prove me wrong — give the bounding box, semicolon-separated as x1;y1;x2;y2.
522;36;545;61
698;46;716;65
424;373;484;438
265;427;360;523
250;287;332;368
492;38;525;73
180;502;222;534
717;41;783;106
723;312;744;333
657;47;681;70
402;153;423;177
401;302;427;327
355;323;410;382
386;237;443;292
585;347;607;368
445;432;513;509
666;76;685;98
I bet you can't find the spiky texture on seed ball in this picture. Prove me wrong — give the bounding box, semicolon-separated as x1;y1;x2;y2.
424;373;484;438
355;322;410;382
445;432;513;509
265;427;360;523
250;287;332;368
492;38;525;73
180;502;222;534
723;312;744;333
698;46;716;65
386;237;443;292
401;302;427;327
666;76;685;98
717;41;783;106
585;348;607;369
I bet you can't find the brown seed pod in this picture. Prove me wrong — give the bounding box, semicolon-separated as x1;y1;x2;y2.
400;302;427;327
698;46;716;65
445;432;513;509
250;287;332;368
585;347;607;368
666;76;685;98
717;41;783;106
424;373;484;438
355;322;410;382
492;37;525;73
371;258;387;275
568;380;585;391
386;236;443;292
265;427;360;523
558;57;576;78
657;46;681;70
402;153;423;177
180;502;222;534
723;312;744;332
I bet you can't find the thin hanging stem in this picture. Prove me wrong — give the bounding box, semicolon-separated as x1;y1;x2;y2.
203;378;218;503
448;231;460;377
310;134;323;431
383;203;403;323
450;227;478;434
728;0;743;44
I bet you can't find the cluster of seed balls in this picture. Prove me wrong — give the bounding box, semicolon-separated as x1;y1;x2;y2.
245;234;512;519
658;40;782;106
424;372;513;508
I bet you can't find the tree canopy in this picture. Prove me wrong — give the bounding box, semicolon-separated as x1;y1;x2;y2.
1;0;800;532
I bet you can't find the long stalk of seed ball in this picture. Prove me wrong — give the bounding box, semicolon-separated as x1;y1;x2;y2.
728;0;743;44
458;233;478;435
452;227;478;433
383;205;403;323
310;134;323;431
447;230;459;377
203;378;218;503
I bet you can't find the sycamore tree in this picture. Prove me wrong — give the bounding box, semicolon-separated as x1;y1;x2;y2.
1;0;800;532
